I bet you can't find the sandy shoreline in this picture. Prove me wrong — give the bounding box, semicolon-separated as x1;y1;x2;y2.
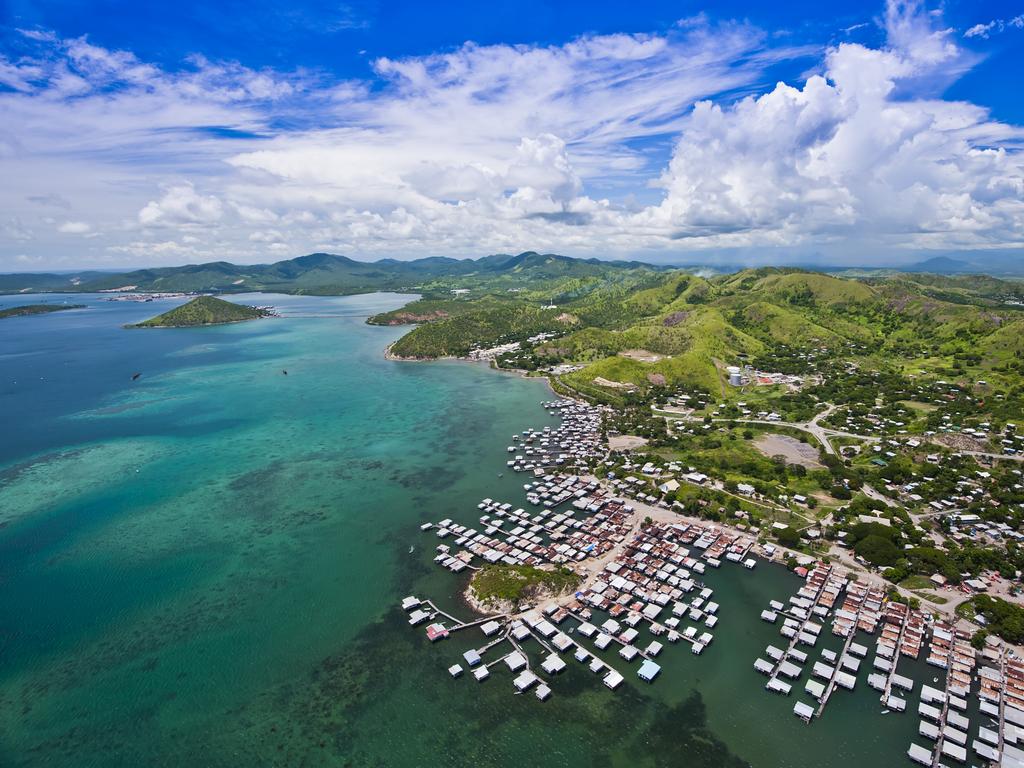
382;341;563;396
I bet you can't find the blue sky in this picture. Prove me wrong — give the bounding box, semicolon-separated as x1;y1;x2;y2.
1;0;1022;269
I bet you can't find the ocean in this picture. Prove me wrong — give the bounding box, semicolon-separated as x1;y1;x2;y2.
0;292;936;767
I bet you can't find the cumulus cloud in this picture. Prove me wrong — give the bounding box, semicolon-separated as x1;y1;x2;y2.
1;1;1023;269
138;183;224;226
635;1;1024;251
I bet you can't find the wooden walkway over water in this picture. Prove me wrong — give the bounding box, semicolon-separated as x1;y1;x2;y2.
880;609;910;702
815;619;859;718
929;642;956;768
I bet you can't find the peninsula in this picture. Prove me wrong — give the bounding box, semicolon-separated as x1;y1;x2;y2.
0;303;85;319
128;295;274;328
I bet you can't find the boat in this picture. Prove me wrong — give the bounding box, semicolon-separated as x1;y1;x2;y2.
408;546;415;554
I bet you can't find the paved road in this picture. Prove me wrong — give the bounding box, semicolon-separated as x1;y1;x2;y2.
658;405;1024;464
862;483;900;509
656;403;880;457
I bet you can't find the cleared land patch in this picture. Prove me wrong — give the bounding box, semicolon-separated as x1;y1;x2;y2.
619;348;667;363
609;434;649;451
754;433;823;468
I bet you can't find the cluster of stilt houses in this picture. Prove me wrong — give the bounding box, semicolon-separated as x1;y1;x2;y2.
403;397;1024;767
403;399;766;700
505;400;607;474
754;562;1024;766
405;512;760;699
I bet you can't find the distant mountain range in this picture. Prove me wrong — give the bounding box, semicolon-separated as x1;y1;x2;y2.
866;252;1024;277
0;252;663;295
1;250;1021;297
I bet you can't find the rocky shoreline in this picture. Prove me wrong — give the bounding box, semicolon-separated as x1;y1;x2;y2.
461;567;582;617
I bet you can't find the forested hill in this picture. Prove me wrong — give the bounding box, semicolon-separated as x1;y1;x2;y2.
128;296;272;327
375;267;1024;406
0;252;663;296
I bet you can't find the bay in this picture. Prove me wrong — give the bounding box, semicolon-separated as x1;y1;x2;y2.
0;292;925;767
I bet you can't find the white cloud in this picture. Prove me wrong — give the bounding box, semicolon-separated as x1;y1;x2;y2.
57;220;91;234
0;2;1022;270
248;229;285;243
633;2;1024;251
964;14;1024;39
138;183;224;227
3;218;34;242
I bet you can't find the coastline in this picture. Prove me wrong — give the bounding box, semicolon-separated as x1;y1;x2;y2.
125;316;273;329
383;340;563;396
378;314;991;642
383;341;457;362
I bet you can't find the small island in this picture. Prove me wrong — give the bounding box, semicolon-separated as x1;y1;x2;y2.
465;564;580;613
0;303;85;320
128;295;275;328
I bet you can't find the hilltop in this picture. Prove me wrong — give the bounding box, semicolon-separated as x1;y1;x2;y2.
129;295;273;328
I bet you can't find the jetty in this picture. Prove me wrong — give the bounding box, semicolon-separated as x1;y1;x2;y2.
870;601;917;712
910;622;976;767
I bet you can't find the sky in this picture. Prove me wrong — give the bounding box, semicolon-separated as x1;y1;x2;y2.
0;0;1023;271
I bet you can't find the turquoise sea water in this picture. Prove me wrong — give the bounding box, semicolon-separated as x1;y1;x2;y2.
1;293;934;767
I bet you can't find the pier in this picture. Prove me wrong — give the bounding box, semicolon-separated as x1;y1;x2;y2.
915;623;974;768
926;636;955;768
756;564;842;705
814;616;859;719
874;602;915;712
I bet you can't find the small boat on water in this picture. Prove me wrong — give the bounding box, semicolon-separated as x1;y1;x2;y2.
408;546;414;554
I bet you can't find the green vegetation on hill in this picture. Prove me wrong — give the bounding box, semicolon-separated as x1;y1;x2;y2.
0;251;664;296
375;267;1024;413
129;296;272;327
469;565;580;606
0;303;84;319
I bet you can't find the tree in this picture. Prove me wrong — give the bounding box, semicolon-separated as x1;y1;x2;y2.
971;629;989;651
854;535;900;566
776;526;801;548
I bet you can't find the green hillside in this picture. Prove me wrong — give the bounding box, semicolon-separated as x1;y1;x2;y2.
373;267;1024;409
129;296;272;328
0;251;664;297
